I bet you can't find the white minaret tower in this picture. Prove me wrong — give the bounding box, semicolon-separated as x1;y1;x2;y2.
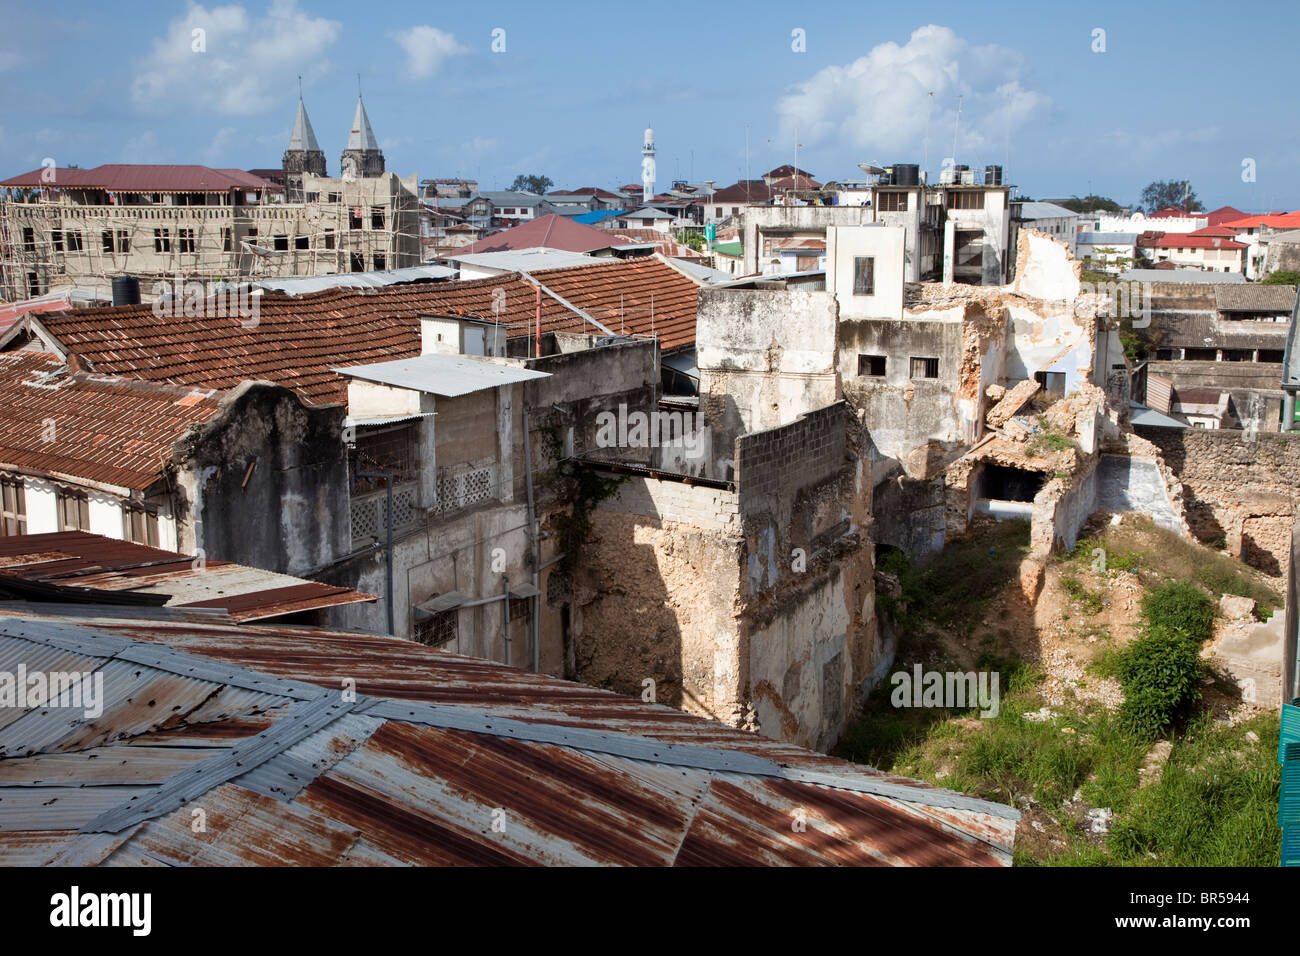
641;126;656;204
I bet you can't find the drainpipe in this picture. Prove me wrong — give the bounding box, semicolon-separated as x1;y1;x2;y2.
1284;393;1295;434
355;469;394;635
501;575;511;666
522;406;541;672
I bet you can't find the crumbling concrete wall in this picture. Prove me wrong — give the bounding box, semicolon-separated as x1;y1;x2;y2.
573;402;878;752
172;381;350;577
697;287;840;469
1134;426;1300;577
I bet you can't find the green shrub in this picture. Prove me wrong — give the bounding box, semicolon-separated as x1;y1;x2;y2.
1116;625;1204;739
1140;581;1214;642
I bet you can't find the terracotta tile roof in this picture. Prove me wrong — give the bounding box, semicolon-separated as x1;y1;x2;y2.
0;351;222;491
31;260;702;404
448;215;621;255
709;180;775;204
1222;212;1300;230
528;257;700;350
1153;234;1246;250
1205;205;1249;226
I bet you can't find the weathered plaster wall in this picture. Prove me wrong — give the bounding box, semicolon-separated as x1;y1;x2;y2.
172;382;349;577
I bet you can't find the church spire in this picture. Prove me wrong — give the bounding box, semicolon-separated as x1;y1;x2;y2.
340;90;384;179
282;84;327;200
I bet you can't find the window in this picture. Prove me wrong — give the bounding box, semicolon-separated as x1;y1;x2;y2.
222;227;232;252
57;491;90;531
324;229;336;250
65;230;83;252
295;235;309;250
370;206;384;229
0;479;25;536
372;253;386;271
351;252;365;272
52;230;63;252
948;191;985;210
414;608;458;647
27;272;40;295
22;227;35;251
102;230;113;253
731;206;740;216
876;192;908;212
350;208;363;229
304;192;319;203
853;256;875;295
355;424;417;484
273;235;288;251
245;228;258;247
178;228;195;253
910;356;939;379
154;228;171;252
327;192;342;203
715;207;723;217
858;354;887;377
123;506;159;548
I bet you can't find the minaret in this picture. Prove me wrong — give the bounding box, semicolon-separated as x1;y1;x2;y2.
340;94;385;180
282;94;326;201
641;126;656;205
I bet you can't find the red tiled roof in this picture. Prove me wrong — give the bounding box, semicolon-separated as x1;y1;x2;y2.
0;164;280;192
1153;234;1246;250
29;260;702;404
1149;206;1202;219
548;187;623;199
606;229;706;260
448;215;621;255
1205;205;1248;226
528;257;699;350
1187;225;1241;238
768;175;824;190
709;180;775;204
765;164;814;179
1221;212;1300;230
0;351;222;491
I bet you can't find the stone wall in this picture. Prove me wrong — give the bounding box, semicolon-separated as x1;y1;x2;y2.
1135;425;1300;577
573;402;878;752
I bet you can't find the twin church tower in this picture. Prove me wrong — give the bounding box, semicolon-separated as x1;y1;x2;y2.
282;95;385;199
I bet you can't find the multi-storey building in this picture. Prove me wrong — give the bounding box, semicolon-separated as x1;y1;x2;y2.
0;97;417;301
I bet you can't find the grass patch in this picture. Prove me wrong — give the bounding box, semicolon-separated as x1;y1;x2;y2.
1060;575;1104;615
881;520;1031;637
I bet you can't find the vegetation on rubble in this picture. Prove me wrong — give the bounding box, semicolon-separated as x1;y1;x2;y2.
844;515;1282;866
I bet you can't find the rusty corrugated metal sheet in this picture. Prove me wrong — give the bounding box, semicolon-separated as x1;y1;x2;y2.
0;605;1018;866
0;531;375;621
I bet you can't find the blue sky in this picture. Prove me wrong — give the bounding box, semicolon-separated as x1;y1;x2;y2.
2;0;1297;211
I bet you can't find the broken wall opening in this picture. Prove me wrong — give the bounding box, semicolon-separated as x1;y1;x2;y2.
975;464;1046;503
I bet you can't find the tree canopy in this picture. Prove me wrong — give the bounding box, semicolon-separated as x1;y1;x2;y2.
510;174;553;195
1139;180;1204;214
1057;195;1123;214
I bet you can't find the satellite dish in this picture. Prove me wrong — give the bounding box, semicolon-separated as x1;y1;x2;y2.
858;163;886;175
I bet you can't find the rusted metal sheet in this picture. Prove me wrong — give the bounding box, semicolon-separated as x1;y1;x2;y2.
0;605;1017;865
0;532;375;621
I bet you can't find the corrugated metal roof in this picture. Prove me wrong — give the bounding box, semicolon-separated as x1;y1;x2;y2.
252;265;456;295
443;248;612;272
333;353;551;397
0;604;1017;865
0;531;375;621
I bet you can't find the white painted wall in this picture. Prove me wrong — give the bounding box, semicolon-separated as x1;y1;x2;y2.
21;478;58;534
88;492;122;539
828;224;906;320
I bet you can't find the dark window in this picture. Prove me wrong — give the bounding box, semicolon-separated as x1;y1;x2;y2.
123;506;159;548
858;354;887;376
222;228;232;252
372;253;385;271
295;235;309;250
65;230;83;252
350;252;365;272
102;230;113;253
57;492;90;532
178;228;195;253
853;256;875;295
371;207;385;229
1184;347;1217;361
304;192;319;203
22;227;35;251
327;192;341;203
51;229;63;252
910;356;939;379
350;208;363;229
154;228;171;253
0;479;25;536
414;609;458;647
273;234;288;252
27;272;40;295
1258;349;1285;363
324;230;336;250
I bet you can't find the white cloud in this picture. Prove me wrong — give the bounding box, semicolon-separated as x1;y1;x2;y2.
775;25;1049;164
392;26;467;79
1098;126;1220;163
131;0;340;116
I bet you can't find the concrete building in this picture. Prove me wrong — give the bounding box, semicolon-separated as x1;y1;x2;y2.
1014;201;1080;256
